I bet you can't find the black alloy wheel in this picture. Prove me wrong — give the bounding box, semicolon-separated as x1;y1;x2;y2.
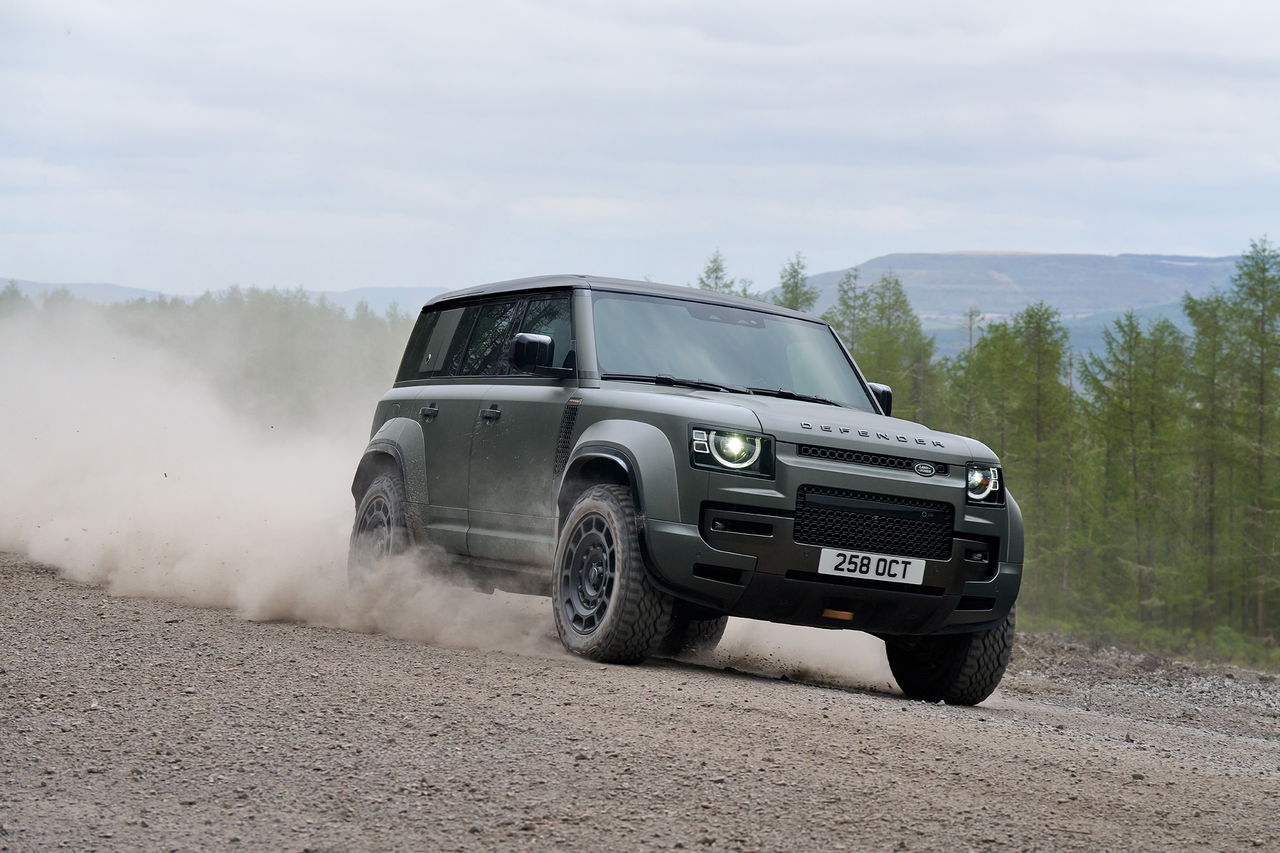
560;512;617;635
552;484;673;663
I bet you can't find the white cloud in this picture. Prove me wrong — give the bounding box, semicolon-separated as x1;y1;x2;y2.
1;0;1277;292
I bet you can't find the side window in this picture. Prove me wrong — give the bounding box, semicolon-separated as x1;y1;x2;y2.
396;308;457;381
419;307;467;377
396;310;440;382
439;306;479;376
518;293;574;369
394;293;573;382
394;306;473;381
460;300;522;376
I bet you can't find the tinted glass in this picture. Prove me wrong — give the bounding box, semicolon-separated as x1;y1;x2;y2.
461;300;522;376
396;307;467;381
591;292;875;411
518;294;573;369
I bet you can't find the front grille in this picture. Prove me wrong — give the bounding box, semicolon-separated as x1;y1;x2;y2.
794;485;953;561
797;444;949;476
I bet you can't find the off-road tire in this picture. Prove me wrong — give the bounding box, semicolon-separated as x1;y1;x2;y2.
660;603;729;657
347;471;410;586
552;485;673;664
885;607;1015;706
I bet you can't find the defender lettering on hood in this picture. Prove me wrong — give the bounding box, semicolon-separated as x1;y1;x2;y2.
800;421;946;448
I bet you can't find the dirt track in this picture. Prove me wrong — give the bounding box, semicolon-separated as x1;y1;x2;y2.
3;553;1279;853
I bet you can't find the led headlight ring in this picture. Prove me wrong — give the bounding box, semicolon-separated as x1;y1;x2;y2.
967;466;999;501
709;431;762;469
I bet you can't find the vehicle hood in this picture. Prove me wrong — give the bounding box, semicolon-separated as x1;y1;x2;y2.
738;396;998;466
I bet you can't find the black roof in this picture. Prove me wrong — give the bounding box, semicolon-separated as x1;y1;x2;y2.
422;274;819;322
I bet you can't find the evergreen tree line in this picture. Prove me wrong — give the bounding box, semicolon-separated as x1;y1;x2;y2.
699;239;1280;663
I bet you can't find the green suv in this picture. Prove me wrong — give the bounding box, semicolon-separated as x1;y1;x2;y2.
349;275;1023;704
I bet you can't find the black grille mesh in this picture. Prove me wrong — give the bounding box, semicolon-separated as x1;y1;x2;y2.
794;485;953;560
553;398;581;476
797;444;949;476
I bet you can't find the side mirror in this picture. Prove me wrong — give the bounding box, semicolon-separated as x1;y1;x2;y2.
868;382;893;417
511;332;555;373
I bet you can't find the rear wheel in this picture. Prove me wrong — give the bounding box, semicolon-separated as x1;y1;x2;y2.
348;471;410;585
885;607;1015;706
552;485;673;664
660;602;729;657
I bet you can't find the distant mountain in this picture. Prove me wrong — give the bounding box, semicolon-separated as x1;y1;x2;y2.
3;278;447;315
925;301;1190;358
6;278;163;304
806;252;1238;318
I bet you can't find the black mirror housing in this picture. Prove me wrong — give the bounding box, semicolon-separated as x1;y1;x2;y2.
512;332;571;377
868;382;893;417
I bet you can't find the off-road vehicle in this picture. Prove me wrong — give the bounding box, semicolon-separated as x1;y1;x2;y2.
349;275;1023;704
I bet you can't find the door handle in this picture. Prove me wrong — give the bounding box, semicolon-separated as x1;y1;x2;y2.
419;404;439;422
480;405;501;422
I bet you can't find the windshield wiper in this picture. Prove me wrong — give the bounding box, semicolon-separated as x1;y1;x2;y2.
602;373;749;394
747;387;844;407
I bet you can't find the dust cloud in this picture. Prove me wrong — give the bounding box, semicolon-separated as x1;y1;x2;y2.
710;622;895;692
0;303;890;688
0;306;557;657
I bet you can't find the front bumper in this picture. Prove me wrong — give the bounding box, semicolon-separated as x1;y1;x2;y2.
640;447;1023;635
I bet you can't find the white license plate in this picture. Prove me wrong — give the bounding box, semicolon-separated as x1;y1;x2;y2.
817;549;926;585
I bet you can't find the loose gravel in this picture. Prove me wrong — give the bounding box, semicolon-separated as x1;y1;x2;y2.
3;554;1278;852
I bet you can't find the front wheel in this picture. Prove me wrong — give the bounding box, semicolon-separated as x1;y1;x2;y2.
884;607;1015;706
552;485;673;664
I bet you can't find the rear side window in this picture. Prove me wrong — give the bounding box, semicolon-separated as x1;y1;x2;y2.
396;301;520;380
396;307;467;382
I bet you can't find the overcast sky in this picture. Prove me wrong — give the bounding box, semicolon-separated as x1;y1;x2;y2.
2;1;1278;294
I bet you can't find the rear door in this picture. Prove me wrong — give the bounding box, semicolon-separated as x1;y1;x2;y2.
394;304;490;554
467;291;578;567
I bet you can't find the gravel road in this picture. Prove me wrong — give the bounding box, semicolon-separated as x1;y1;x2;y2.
3;553;1279;852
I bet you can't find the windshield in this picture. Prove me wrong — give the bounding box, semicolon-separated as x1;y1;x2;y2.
591;292;876;411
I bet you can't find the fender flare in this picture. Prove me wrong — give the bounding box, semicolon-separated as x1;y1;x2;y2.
350;442;405;502
350;416;428;507
558;419;681;523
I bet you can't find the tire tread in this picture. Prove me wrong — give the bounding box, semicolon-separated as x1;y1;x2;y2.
553;485;673;664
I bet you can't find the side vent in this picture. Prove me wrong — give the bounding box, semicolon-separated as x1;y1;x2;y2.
553;397;582;477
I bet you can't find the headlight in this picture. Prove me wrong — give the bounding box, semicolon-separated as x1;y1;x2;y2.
690;426;774;478
966;465;1003;505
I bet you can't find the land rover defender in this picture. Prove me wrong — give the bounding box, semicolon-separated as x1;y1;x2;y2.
349;275;1023;704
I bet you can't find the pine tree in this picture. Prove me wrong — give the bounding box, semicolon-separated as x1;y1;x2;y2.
0;281;30;316
1183;292;1235;628
697;249;736;294
822;269;863;346
696;249;757;299
1225;237;1280;638
772;252;819;313
848;273;937;424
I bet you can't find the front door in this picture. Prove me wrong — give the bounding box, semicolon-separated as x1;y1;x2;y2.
467;291;577;567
